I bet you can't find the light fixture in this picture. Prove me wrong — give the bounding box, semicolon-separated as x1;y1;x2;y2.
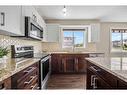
63;5;67;16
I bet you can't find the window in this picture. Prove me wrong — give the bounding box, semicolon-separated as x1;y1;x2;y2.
111;29;127;52
62;29;86;49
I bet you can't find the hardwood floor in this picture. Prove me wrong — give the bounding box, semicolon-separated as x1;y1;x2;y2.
46;74;86;89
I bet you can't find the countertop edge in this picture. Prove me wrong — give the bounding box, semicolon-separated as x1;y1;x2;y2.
0;58;40;82
85;58;127;83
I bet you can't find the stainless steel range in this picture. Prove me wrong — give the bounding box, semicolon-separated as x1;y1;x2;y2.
11;45;51;89
11;45;34;58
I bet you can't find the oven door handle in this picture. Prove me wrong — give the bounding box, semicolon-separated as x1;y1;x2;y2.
41;56;51;63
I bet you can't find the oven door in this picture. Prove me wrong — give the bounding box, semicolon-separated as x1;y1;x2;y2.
40;55;51;89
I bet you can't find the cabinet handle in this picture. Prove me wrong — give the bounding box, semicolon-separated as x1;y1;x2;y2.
23;67;35;73
93;77;98;89
24;75;37;84
30;83;38;90
1;12;5;26
32;14;37;22
89;66;100;72
91;75;96;86
2;87;6;90
36;87;40;89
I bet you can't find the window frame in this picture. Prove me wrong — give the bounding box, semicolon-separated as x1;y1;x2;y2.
60;25;90;49
110;27;127;54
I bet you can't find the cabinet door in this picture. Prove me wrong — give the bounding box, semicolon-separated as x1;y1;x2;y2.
86;69;95;89
86;69;111;89
96;76;112;89
117;79;127;89
22;6;35;19
0;6;22;36
76;58;87;73
90;23;100;42
62;56;75;73
46;24;60;42
51;54;62;73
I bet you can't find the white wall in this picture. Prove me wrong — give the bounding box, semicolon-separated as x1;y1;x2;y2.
45;19;127;55
96;22;127;56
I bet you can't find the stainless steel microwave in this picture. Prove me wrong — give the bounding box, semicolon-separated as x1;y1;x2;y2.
25;16;43;40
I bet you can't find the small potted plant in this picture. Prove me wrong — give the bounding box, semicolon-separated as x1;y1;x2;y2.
0;47;9;63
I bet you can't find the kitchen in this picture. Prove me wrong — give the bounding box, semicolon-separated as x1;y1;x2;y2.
0;5;127;90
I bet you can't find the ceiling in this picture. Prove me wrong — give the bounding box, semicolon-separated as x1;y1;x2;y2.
35;6;127;22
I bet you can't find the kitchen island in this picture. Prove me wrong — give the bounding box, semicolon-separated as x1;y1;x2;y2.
86;57;127;89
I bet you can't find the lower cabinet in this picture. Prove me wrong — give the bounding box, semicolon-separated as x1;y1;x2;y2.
61;55;75;73
117;79;127;89
0;77;11;89
51;54;61;73
11;62;40;89
51;54;89;74
87;61;127;89
87;68;112;89
76;56;88;73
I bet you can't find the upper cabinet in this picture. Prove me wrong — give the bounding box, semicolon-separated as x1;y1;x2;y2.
88;24;100;43
0;6;46;41
90;23;100;42
22;6;39;25
46;24;60;42
0;6;23;36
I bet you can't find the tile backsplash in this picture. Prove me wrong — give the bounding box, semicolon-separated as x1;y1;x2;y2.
0;34;97;58
0;34;42;58
41;42;97;52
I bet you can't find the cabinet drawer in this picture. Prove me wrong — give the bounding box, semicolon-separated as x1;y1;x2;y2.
17;70;38;89
17;67;37;84
11;62;39;89
16;64;37;81
24;78;39;89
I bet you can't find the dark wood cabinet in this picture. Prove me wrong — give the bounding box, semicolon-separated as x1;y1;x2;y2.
51;54;62;73
61;55;75;73
51;54;89;74
95;75;112;89
87;68;112;89
117;79;127;89
86;61;127;89
0;77;11;89
11;62;40;89
75;55;88;73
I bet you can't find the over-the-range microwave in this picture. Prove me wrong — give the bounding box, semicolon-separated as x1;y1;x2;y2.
25;16;43;40
12;16;43;41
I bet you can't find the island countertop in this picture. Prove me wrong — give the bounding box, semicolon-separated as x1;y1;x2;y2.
85;57;127;83
0;58;40;82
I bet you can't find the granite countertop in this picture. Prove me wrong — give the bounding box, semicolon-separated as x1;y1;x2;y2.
86;57;127;82
50;51;104;54
0;58;40;82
